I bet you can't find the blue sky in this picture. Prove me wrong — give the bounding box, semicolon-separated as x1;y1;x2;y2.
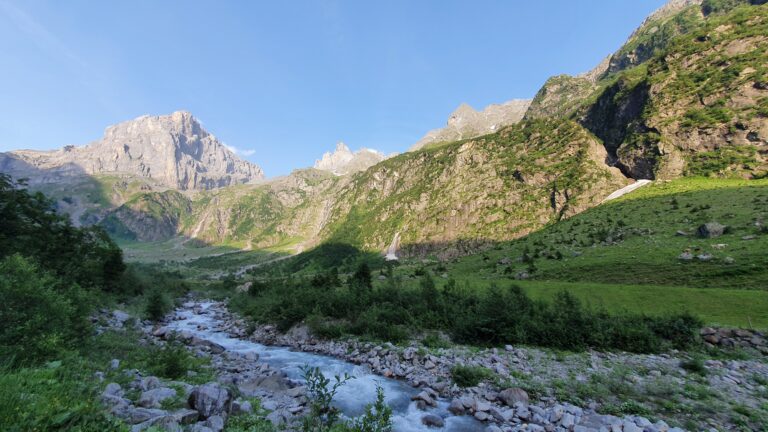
0;0;667;177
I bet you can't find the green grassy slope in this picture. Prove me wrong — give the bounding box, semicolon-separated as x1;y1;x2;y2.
394;178;768;328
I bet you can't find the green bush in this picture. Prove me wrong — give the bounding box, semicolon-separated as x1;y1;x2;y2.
149;341;195;380
680;356;708;376
450;364;495;388
0;255;83;367
231;271;701;353
0;360;128;432
145;290;172;322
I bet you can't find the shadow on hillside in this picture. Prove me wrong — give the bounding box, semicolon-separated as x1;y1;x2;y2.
0;153;113;226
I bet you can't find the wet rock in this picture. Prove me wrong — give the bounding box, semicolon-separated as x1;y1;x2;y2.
188;382;232;419
412;391;437;407
448;399;465;415
421;414;444;427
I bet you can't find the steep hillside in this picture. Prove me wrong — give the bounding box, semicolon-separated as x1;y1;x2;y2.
322;120;628;257
530;0;768;180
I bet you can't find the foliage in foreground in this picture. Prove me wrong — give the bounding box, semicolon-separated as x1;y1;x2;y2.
233;265;702;353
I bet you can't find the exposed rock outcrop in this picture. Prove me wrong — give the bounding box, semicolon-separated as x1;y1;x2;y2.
0;111;264;190
410;99;531;151
313;142;387;175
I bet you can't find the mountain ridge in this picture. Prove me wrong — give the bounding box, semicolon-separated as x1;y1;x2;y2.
0;111;264;191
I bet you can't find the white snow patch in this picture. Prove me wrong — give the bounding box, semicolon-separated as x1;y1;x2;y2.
603;179;652;202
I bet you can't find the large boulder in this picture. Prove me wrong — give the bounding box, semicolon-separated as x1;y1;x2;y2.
697;222;726;238
497;388;529;406
138;387;177;408
188;383;232;419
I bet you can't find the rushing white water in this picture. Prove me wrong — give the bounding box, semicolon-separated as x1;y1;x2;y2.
385;232;401;261
167;303;482;432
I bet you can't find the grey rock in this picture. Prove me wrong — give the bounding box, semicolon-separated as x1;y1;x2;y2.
421;414;445;427
188;382;232;419
448;399;465;415
231;399;253;415
497;388;529;406
103;382;124;398
204;415;225;432
138;387;177;408
113;407;169;424
697;222;726;238
140;376;161;391
109;359;120;370
171;408;199;424
131;415;182;432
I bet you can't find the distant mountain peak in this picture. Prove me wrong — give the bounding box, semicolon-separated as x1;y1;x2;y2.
410;98;532;151
314;141;387;175
0;112;264;190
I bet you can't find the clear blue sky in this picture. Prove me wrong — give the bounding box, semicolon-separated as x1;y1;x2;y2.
0;0;667;177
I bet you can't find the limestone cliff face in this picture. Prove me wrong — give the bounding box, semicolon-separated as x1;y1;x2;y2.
410;99;531;151
1;111;264;190
313;142;388;175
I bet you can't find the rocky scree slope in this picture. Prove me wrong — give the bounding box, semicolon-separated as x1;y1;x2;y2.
0;111;264;191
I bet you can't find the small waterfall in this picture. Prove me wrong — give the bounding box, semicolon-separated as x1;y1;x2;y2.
385;232;400;261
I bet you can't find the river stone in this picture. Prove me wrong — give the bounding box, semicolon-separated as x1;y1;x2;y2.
448;399;465;415
497;388;529;406
188;383;232;419
138;387;177;408
421;414;444;427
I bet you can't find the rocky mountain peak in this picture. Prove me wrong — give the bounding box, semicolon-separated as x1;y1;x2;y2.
410;99;532;151
0;111;264;190
314;142;387;175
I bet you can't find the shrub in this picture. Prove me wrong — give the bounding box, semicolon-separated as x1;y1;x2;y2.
149;341;194;379
0;255;81;367
450;365;494;388
145;290;172;322
680;356;708;376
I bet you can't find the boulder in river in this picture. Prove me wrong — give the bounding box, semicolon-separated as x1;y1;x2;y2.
421;414;445;427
